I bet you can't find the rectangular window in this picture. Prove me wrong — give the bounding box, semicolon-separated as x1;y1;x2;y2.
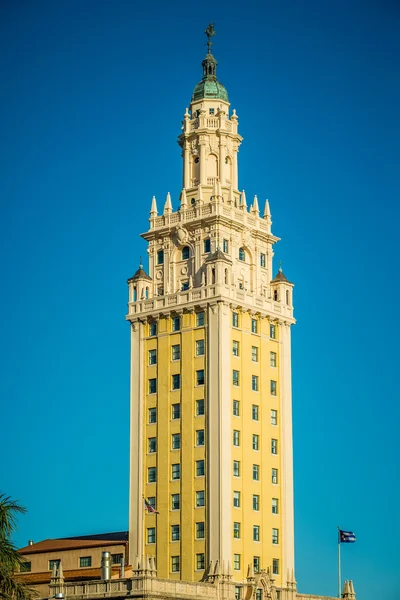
196;429;205;446
172;464;180;480
172;374;181;390
232;340;240;356
251;346;258;362
196;490;205;507
196;521;205;538
253;494;259;511
223;239;229;253
196;339;205;356
149;322;157;336
253;557;260;573
172;404;180;419
196;459;205;476
148;378;157;394
271;439;278;454
260;253;266;267
270;351;277;367
171;524;180;541
172;316;181;332
233;522;241;538
252;405;259;421
233;491;241;507
49;560;60;571
204;239;211;253
148;467;156;483
252;375;259;391
272;498;279;514
209;107;215;115
253;464;259;481
252;434;259;451
232;312;239;327
196;399;205;416
181;281;189;291
157;285;164;296
171;556;180;572
80;556;92;567
233;370;239;386
272;559;279;575
270;380;277;396
111;554;123;565
272;528;279;544
272;468;278;484
251;318;258;333
196;553;205;570
234;554;241;571
270;324;276;339
196;370;205;385
148;349;157;365
148;437;156;453
233;400;240;416
171;494;180;510
147;527;156;544
172;344;181;360
233;460;240;477
271;409;277;426
147;497;156;510
148;407;156;423
196;312;205;327
20;562;31;573
172;433;181;450
256;589;262;600
233;430;240;446
253;526;260;542
157;250;164;265
235;587;241;600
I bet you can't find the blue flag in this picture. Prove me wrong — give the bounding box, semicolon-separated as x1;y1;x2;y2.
339;529;356;543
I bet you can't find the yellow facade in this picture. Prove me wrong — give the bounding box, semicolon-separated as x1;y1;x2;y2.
127;30;295;590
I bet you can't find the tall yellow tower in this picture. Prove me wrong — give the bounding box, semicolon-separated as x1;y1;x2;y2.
127;25;295;590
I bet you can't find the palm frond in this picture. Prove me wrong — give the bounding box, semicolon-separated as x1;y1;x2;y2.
0;495;26;538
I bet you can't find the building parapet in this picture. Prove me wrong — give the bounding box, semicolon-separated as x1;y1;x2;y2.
127;286;294;322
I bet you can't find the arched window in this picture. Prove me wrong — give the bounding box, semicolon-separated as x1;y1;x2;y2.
212;268;216;284
238;247;245;261
286;289;290;305
273;289;278;301
133;287;137;302
182;246;190;260
145;287;149;299
225;268;228;284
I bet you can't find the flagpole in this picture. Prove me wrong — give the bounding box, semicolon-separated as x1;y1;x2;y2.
337;526;341;598
142;496;146;567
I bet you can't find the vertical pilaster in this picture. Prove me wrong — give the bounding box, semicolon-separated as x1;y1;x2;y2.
129;321;145;565
279;322;295;580
207;301;231;567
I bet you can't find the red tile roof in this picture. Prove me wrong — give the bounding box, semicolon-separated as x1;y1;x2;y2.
19;537;127;555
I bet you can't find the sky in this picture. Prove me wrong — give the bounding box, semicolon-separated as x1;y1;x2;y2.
1;1;399;599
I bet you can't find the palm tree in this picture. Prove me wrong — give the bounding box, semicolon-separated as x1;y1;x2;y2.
0;494;36;600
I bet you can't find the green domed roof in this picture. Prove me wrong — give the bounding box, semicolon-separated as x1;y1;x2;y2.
191;50;229;102
192;78;228;102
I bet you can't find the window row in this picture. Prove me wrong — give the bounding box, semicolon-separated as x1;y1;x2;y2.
148;340;205;365
232;432;278;453
232;371;277;395
157;245;268;269
233;523;279;544
232;343;276;366
146;494;279;514
148;312;205;337
148;435;206;454
148;400;205;423
148;370;205;393
232;314;277;338
233;462;279;483
234;403;277;425
147;521;205;544
45;554;123;573
170;553;205;572
232;555;279;574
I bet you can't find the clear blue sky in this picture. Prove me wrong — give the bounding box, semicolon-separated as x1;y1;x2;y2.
1;1;399;599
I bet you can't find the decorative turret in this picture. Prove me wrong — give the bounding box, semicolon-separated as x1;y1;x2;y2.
127;259;152;302
150;196;158;217
271;264;294;307
342;580;356;599
240;189;247;210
